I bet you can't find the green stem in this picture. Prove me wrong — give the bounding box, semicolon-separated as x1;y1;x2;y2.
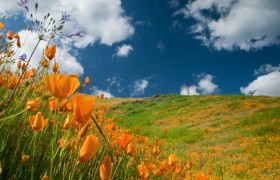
31;132;37;180
0;108;28;121
0;41;13;49
3;39;41;113
91;115;114;162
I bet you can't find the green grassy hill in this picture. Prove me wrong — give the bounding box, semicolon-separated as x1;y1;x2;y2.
104;94;280;179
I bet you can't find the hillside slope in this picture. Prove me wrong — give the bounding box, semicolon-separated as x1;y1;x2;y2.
105;94;280;179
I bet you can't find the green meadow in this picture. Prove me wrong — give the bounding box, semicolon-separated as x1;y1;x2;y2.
105;94;280;179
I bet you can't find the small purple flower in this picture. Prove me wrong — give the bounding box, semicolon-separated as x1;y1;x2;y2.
19;53;27;61
61;11;71;21
70;29;84;37
17;0;29;11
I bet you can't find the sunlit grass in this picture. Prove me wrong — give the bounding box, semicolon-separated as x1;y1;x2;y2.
109;94;280;179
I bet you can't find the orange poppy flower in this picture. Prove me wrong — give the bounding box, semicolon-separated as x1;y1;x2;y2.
168;154;176;166
6;30;13;40
62;114;72;129
207;168;212;175
153;145;160;155
42;74;80;99
45;45;56;60
153;169;162;177
138;162;150;180
147;163;156;171
159;160;168;172
127;143;134;156
48;99;57;112
187;161;192;169
60;99;73;112
8;75;18;90
195;170;208;180
41;59;48;67
29;112;47;131
26;97;40;111
42;174;48;180
22;154;30;164
163;127;167;134
79;135;100;162
73;94;95;123
117;133;133;149
99;156;111;180
0;22;4;30
85;76;90;85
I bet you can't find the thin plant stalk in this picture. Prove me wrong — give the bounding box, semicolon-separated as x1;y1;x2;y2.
3;38;42;112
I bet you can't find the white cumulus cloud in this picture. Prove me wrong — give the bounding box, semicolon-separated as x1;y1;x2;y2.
0;0;134;48
254;64;280;75
115;44;133;57
178;0;280;51
180;74;218;95
241;65;280;96
131;79;149;96
90;86;114;98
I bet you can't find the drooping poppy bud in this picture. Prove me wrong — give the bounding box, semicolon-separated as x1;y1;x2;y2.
6;30;13;40
16;36;21;47
21;63;26;70
41;59;48;67
52;62;58;73
17;60;21;69
85;76;90;85
45;45;56;60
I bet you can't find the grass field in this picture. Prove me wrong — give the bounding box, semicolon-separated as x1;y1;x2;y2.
104;94;280;179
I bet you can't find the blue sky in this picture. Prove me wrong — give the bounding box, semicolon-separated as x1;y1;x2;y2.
1;0;280;97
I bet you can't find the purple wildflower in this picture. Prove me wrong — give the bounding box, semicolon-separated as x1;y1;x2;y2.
17;0;29;11
19;53;27;61
61;11;71;21
70;30;84;37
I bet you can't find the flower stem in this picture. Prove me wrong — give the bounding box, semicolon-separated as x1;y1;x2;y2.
91;115;114;162
3;39;41;113
0;108;28;121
